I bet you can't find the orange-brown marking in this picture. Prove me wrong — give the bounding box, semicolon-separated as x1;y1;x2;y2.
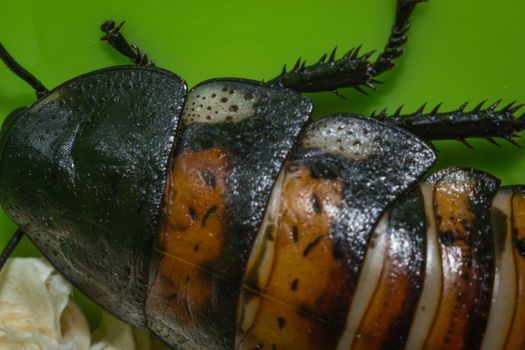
238;289;339;350
505;191;525;350
147;146;229;324
239;166;346;349
164;147;229;264
353;232;414;348
424;178;477;349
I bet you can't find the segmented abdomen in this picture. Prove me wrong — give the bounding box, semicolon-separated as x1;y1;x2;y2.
144;79;524;349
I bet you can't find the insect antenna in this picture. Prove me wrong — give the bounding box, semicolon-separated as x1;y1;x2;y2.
0;43;48;99
0;229;24;273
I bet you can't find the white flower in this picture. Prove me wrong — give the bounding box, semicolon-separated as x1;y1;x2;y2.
0;258;167;350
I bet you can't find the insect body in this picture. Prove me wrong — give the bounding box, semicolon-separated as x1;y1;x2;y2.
1;1;525;349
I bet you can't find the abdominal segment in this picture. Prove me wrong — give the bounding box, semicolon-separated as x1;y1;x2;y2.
237;165;347;349
142;114;525;349
237;167;525;350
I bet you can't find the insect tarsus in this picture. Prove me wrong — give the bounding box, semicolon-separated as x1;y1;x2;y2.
100;20;155;67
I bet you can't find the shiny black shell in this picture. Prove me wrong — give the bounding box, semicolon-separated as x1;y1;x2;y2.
0;66;186;326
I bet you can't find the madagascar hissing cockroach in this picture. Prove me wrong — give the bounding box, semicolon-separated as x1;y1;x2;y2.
1;0;525;349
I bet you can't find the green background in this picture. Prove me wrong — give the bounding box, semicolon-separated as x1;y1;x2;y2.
1;0;525;327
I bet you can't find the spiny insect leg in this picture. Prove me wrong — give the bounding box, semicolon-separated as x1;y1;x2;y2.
372;0;427;75
0;43;48;98
375;100;525;147
267;0;426;94
100;20;155;66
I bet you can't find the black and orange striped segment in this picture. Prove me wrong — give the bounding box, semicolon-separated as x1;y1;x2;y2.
353;189;426;349
423;168;498;350
478;187;516;350
504;188;525;349
237;115;435;349
238;165;346;349
145;147;231;346
145;79;312;349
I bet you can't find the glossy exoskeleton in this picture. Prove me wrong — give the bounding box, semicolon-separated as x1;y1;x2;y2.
1;1;525;349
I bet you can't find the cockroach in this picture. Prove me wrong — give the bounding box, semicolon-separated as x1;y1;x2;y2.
1;0;525;349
